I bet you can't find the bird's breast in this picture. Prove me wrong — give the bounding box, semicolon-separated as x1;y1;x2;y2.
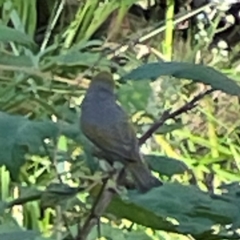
81;97;114;130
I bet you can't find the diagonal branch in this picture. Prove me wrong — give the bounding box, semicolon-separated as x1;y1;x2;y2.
139;88;215;145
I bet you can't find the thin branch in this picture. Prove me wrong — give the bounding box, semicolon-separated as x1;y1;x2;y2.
138;88;215;145
76;171;122;240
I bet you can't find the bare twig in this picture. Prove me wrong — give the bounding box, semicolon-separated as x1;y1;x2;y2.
138;88;215;145
75;171;122;240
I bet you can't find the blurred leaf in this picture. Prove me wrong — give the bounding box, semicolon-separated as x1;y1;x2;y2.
57;121;82;143
0;25;37;50
107;183;240;239
40;183;80;210
107;192;174;232
145;155;188;177
88;223;153;240
41;51;114;71
148;122;183;135
12;0;37;37
0;201;7;215
88;224;125;240
118;80;152;113
0;112;58;179
0;53;33;67
6;186;43;207
219;182;240;196
123;62;240;96
35;237;55;240
0;230;39;240
126;232;153;240
70;39;104;52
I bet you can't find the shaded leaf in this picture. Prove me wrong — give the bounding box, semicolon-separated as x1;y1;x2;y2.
0;201;7;215
0;53;33;67
155;122;183;134
107;191;175;231
40;183;80;210
123;62;240;96
0;25;37;50
107;183;240;239
0;230;39;240
41;51;115;71
145;154;189;177
118;80;152;113
88;223;153;240
0;112;58;179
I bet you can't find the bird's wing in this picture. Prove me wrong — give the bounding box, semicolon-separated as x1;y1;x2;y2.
86;113;140;163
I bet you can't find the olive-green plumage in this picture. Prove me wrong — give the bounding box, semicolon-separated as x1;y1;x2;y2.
80;71;162;192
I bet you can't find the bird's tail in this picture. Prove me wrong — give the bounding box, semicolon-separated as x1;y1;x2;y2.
128;162;162;193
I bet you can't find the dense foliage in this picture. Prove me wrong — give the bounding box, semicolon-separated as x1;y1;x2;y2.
1;1;240;240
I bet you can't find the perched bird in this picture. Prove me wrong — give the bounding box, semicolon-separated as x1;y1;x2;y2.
80;71;162;193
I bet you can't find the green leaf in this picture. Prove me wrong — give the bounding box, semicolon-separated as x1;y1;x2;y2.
88;223;153;240
118;80;152;113
0;53;33;67
107;183;240;239
41;51;114;71
107;192;174;232
0;230;39;240
154;122;183;134
0;112;58;179
0;201;7;215
145;155;189;177
123;62;240;96
40;183;79;210
0;25;37;50
0;222;39;240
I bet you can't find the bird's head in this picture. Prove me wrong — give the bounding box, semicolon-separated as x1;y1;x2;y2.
90;71;115;91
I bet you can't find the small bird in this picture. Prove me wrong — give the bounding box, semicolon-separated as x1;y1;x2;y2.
80;71;162;193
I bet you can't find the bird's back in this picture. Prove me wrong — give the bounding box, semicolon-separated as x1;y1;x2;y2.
81;89;140;162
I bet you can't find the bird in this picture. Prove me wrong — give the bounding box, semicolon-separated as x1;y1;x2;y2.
80;71;162;193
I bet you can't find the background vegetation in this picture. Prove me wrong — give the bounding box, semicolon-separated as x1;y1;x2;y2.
1;0;240;239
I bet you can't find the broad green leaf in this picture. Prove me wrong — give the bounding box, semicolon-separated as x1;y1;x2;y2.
88;223;153;240
145;155;188;177
88;224;125;240
107;183;240;239
107;192;175;231
0;230;39;240
41;51;114;71
123;62;240;96
36;237;55;240
40;183;79;210
0;112;58;179
0;222;39;240
0;25;37;49
0;53;33;67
